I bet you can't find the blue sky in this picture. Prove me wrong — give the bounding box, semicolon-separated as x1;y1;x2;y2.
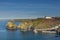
0;0;60;19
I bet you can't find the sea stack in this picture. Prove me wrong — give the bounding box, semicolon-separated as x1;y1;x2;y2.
6;20;17;30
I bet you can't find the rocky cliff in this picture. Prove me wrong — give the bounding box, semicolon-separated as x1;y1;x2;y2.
17;18;60;31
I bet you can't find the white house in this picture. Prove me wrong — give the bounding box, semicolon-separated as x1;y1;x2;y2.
45;16;52;19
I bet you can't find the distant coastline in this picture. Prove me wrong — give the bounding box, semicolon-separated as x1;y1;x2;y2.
6;16;60;34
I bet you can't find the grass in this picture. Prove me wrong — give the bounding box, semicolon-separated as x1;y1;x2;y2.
14;18;60;29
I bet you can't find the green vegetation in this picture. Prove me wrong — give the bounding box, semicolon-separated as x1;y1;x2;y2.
15;17;60;30
6;16;60;32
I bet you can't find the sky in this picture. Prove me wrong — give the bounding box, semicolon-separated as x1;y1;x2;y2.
0;0;60;19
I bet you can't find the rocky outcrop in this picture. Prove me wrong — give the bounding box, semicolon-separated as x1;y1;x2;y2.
17;18;60;32
18;21;33;32
6;21;17;30
56;26;60;35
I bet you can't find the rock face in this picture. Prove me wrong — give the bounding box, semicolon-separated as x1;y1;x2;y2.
17;18;60;32
6;21;17;30
56;27;60;35
18;21;33;32
19;22;28;31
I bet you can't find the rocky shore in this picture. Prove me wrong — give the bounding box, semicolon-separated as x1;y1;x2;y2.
6;20;17;30
6;16;60;34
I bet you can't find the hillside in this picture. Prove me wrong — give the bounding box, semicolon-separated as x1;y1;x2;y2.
14;17;60;30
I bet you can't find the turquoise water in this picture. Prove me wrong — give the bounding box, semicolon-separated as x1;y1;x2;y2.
0;20;60;40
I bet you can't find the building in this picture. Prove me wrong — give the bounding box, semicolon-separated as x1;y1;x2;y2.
45;16;53;19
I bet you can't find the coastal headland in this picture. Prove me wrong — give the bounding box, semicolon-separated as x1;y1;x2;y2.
6;16;60;34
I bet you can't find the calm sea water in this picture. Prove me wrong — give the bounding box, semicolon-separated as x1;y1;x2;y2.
0;20;60;40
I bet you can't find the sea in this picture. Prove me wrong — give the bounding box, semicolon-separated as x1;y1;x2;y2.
0;20;60;40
